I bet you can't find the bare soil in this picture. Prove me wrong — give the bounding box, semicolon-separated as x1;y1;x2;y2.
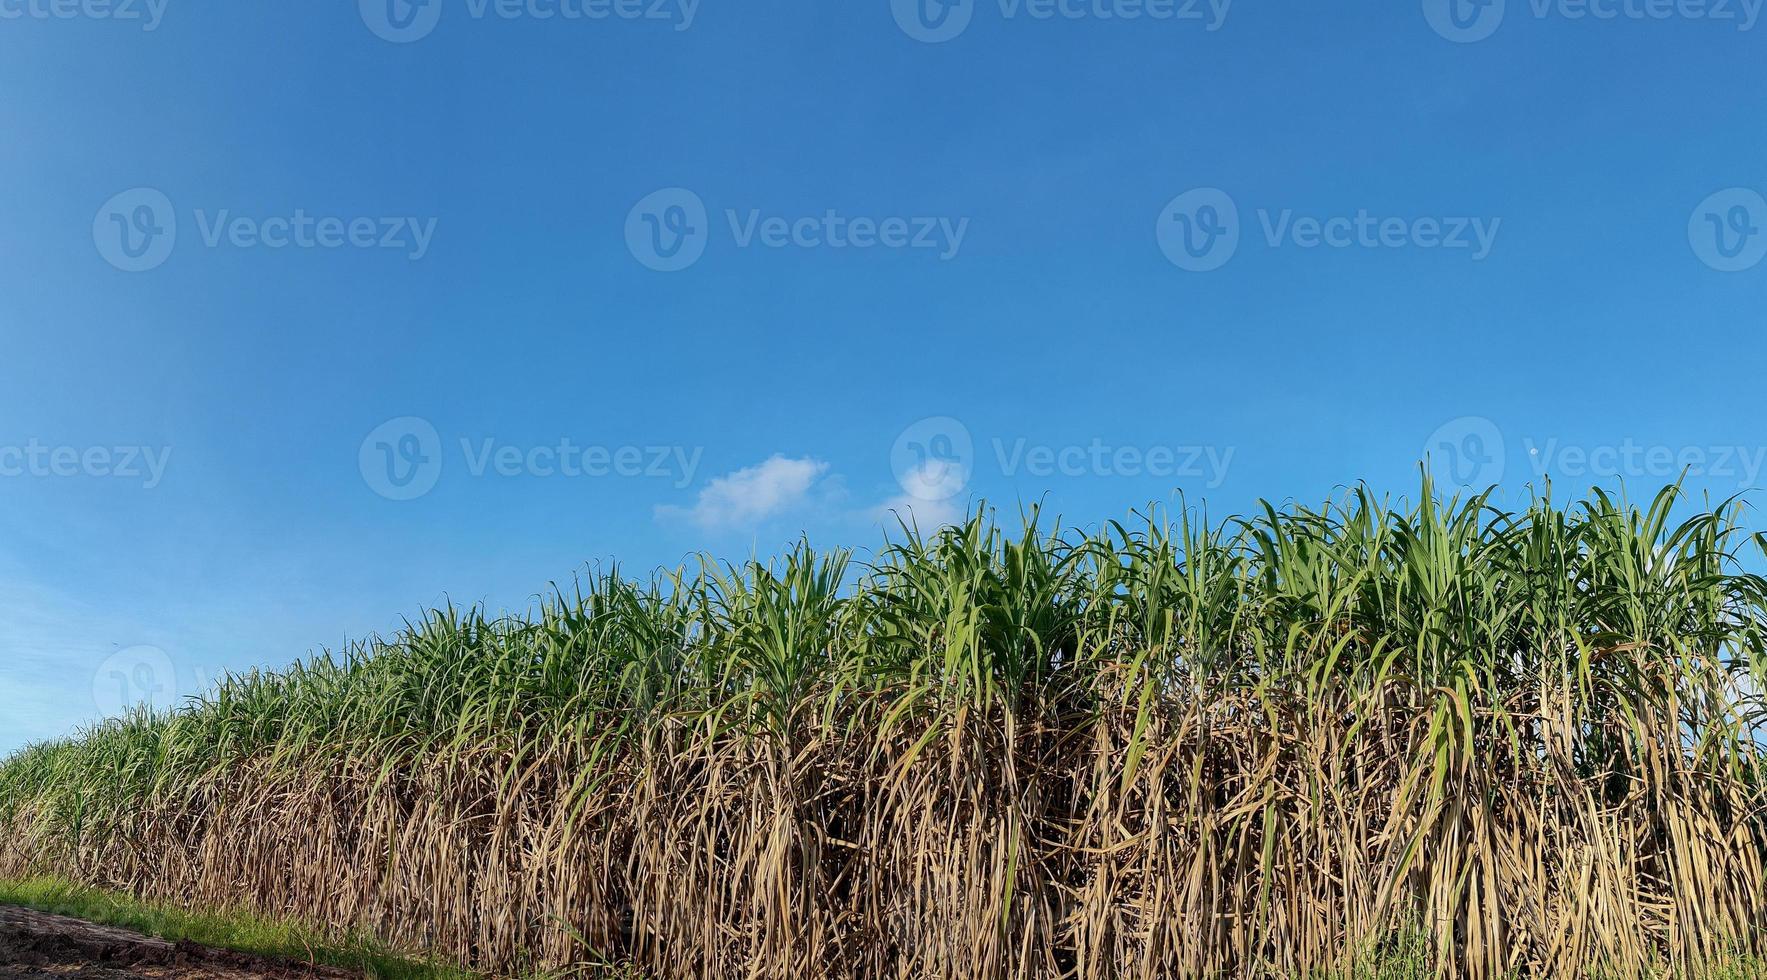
0;906;357;980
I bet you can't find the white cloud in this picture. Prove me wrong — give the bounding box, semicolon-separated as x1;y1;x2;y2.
657;455;831;530
874;494;964;531
873;461;967;530
895;457;968;503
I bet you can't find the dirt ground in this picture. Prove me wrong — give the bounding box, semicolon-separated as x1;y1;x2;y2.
0;906;357;980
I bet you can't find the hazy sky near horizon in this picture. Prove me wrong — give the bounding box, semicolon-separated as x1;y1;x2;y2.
1;0;1765;753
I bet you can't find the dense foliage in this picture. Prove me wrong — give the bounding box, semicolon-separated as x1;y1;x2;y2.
4;483;1765;978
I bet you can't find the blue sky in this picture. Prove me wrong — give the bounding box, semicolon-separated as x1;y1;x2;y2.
1;0;1764;753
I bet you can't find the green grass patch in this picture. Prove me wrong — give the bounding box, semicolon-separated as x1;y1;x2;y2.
0;874;479;979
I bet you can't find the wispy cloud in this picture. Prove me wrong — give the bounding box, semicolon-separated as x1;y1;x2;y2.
874;462;967;530
657;455;831;531
874;495;964;530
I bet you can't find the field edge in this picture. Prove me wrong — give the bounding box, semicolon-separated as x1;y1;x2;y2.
0;874;485;980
